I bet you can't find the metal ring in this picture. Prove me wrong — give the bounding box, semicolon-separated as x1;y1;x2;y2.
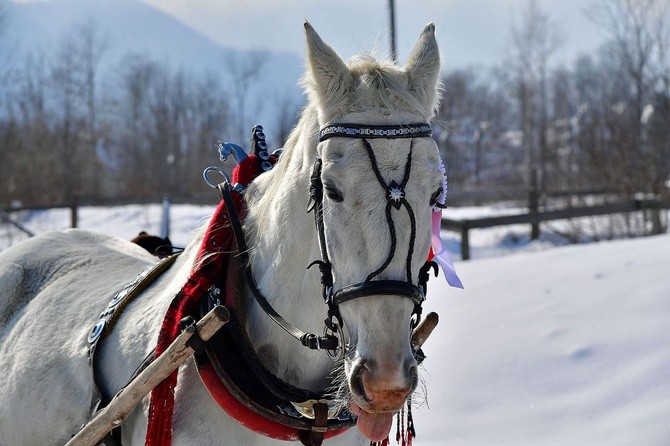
202;166;230;188
325;320;346;362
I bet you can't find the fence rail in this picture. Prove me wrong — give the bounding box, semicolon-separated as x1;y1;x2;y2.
442;199;670;260
4;197;669;261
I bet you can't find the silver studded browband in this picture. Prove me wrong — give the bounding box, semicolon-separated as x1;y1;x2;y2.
318;123;432;142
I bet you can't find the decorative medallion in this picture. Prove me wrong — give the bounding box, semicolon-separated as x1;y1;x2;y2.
387;180;405;209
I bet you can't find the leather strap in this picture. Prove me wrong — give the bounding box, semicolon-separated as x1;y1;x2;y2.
218;181;339;351
331;280;424;306
319;123;432;141
299;402;329;446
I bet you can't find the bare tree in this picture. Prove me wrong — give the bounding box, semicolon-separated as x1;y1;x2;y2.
589;0;669;192
273;90;303;147
51;33;85;203
74;20;109;197
74;20;109;138
224;52;266;142
510;0;562;193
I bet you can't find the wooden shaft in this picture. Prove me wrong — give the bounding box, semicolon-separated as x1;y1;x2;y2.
411;311;439;351
66;305;230;446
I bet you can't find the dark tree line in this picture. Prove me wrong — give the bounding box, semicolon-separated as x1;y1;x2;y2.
0;21;288;206
1;1;669;218
438;0;670;208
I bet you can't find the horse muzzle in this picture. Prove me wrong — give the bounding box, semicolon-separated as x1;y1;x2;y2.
348;356;418;413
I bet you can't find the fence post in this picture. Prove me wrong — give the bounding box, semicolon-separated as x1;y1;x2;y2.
461;221;470;261
70;196;79;229
529;169;540;240
160;195;171;239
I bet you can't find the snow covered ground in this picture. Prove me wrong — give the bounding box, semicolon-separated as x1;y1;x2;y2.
417;232;670;445
1;204;669;445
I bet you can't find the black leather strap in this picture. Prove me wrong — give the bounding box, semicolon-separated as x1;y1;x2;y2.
331;280;424;306
218;182;338;351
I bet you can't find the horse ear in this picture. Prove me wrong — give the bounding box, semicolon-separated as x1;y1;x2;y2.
304;21;352;104
404;23;441;113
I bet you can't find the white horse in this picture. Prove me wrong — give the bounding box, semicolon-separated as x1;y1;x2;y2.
0;22;444;446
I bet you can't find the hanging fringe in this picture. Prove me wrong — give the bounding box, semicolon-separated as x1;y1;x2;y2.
369;399;415;446
145;370;177;446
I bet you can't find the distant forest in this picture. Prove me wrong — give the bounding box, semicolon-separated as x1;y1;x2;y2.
1;0;669;208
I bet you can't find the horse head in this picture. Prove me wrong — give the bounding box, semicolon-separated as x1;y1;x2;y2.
303;22;443;440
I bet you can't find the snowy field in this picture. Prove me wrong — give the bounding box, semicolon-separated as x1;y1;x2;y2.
1;204;669;445
417;232;670;446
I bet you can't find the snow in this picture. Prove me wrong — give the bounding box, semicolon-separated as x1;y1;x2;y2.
1;204;669;445
417;233;670;445
0;204;216;250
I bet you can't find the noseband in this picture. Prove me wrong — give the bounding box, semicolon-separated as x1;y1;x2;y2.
307;122;435;348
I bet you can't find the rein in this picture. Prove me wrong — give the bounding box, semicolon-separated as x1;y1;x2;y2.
219;181;339;352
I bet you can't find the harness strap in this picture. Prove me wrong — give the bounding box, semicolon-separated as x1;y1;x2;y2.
87;254;180;413
218;181;339;351
299;402;329;446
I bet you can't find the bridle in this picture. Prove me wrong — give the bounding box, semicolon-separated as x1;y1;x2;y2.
307;122;436;357
223;122;438;360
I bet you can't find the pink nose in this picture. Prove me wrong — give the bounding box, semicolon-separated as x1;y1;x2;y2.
352;358;418;412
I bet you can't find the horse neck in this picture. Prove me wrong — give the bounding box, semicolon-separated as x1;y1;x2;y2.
241;106;333;391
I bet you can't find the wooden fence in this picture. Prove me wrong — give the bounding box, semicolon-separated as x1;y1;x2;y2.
4;197;669;261
441;199;670;260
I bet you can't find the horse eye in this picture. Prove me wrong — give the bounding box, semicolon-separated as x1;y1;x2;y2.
429;188;443;206
324;185;344;202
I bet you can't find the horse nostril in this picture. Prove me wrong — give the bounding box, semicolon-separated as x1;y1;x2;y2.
349;358;371;404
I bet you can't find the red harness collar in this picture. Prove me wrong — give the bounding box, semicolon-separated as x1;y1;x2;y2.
145;155;351;445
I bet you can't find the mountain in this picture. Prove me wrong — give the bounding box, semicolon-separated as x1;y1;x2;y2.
0;0;305;139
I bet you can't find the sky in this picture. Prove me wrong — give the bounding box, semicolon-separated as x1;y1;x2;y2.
135;0;608;68
10;0;609;70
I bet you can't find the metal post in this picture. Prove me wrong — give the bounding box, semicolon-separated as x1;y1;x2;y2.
160;195;170;240
388;0;397;63
529;169;540;240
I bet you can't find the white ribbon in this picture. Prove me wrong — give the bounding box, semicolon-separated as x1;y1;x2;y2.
431;209;463;289
430;158;463;289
